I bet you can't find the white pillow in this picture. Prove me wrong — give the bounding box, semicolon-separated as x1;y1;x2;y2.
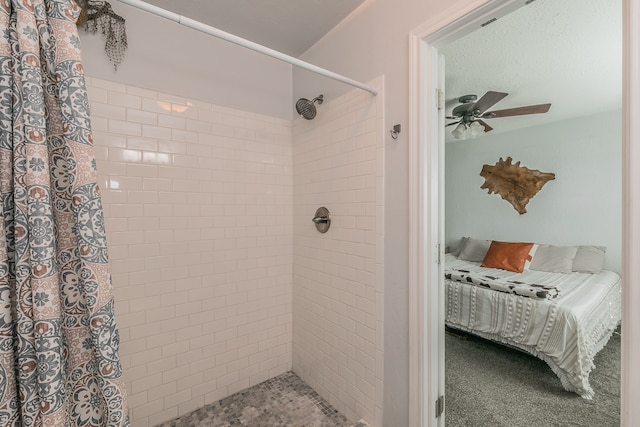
529;245;578;273
458;238;491;262
451;237;469;257
572;246;606;273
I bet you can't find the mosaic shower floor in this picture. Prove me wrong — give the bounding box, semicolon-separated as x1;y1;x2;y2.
155;371;369;427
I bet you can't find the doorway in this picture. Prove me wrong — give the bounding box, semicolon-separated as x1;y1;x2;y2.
408;0;640;426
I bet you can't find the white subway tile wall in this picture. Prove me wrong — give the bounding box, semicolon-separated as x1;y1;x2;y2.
87;77;294;427
292;78;385;427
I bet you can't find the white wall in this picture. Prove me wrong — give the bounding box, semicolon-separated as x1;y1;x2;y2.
87;77;293;427
445;110;622;272
80;3;293;119
292;79;385;426
294;1;471;424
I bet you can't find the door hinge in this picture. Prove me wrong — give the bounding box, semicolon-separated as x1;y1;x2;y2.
435;395;445;418
436;88;445;110
436;244;442;265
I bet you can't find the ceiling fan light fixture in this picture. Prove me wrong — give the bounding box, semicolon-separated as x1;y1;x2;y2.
469;120;485;137
458;94;478;104
447;91;551;139
451;123;467;139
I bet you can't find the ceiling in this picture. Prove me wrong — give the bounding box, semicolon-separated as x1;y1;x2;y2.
136;0;367;57
441;0;621;142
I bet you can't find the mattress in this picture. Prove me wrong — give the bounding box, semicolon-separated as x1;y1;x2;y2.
444;253;622;399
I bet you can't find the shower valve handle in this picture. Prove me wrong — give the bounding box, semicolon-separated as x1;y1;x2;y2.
312;207;331;233
312;215;329;224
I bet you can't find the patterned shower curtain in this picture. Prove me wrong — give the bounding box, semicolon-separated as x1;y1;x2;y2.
0;0;129;426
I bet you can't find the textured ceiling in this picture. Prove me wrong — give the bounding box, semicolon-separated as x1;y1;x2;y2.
441;0;621;142
132;0;367;57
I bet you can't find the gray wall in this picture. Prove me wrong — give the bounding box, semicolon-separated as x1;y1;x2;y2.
445;110;622;273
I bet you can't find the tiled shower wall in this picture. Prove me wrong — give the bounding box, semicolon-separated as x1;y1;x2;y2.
86;77;293;427
292;79;385;426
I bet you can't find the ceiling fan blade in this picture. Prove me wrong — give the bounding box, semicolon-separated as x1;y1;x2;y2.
483;103;551;118
476;119;493;132
470;91;508;115
446;121;461;127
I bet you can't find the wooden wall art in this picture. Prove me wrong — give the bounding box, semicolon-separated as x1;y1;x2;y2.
480;157;555;215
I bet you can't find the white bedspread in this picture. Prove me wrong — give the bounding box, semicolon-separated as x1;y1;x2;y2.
444;254;621;399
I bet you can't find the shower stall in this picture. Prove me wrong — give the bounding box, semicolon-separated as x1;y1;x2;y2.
87;71;384;426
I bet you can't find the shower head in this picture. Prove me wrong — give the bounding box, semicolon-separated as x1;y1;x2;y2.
296;95;324;120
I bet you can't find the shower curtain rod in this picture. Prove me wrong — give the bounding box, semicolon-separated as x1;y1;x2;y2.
116;0;379;96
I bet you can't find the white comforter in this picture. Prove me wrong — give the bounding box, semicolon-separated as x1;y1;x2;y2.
444;254;621;399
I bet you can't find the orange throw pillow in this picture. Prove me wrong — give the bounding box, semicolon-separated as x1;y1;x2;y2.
481;241;536;273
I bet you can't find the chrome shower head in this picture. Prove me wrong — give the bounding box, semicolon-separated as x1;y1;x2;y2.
296;95;324;120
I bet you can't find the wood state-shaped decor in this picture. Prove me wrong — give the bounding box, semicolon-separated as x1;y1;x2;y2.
480;157;555;215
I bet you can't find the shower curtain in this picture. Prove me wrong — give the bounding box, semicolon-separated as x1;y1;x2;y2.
0;0;129;426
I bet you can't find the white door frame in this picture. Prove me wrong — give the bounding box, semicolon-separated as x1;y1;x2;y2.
408;0;640;425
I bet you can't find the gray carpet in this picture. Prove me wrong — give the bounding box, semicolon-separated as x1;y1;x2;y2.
445;327;620;427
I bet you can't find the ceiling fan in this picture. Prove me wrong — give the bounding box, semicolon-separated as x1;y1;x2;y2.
446;91;551;139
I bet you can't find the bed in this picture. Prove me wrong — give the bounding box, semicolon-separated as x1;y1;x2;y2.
444;243;622;399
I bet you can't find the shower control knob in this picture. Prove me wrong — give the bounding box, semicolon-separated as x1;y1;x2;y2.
312;207;331;233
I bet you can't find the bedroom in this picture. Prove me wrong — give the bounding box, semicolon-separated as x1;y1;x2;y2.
442;0;622;272
440;0;621;424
